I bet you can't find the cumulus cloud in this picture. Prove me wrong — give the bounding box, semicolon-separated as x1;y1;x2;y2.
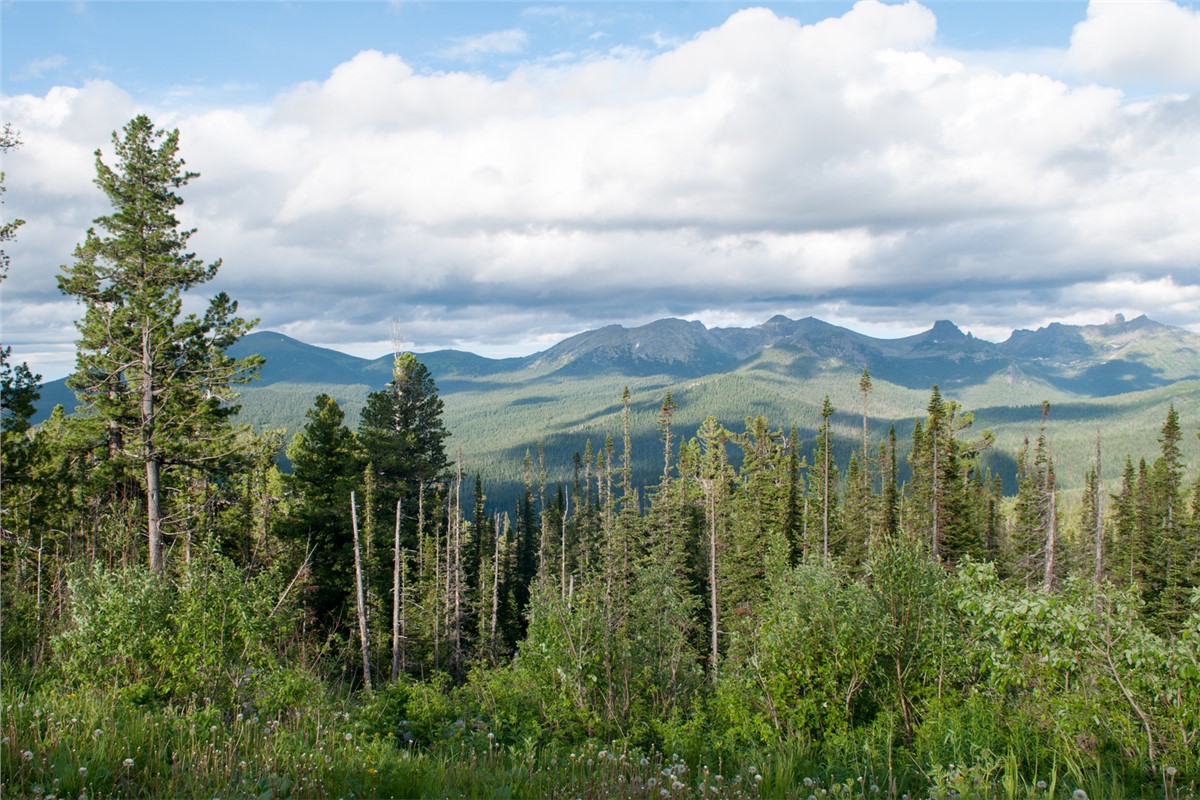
3;0;1198;379
1069;0;1200;87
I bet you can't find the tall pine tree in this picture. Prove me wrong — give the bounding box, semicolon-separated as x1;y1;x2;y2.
58;116;260;573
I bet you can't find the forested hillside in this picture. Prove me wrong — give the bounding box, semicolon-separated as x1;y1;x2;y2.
4;118;1199;799
33;310;1200;507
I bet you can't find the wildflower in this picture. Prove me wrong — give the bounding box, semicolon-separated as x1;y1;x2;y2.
123;758;135;769
210;726;218;734
1036;781;1048;791
754;774;763;784
487;732;495;740
660;790;669;798
1072;791;1088;800
239;761;247;769
870;784;879;794
92;729;102;739
78;767;87;779
748;765;757;775
21;750;32;762
641;757;650;767
1166;767;1178;778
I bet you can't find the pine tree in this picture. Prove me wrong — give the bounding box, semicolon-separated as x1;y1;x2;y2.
909;386;991;565
0;123;39;490
285;394;364;631
1080;431;1104;584
359;352;450;524
878;425;900;539
1110;456;1140;589
727;416;788;616
1010;405;1060;589
57;116;260;573
1148;405;1189;632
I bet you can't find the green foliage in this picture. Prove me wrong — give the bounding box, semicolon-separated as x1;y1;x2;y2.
56;115;261;572
716;559;883;748
359;352;451;513
53;550;311;715
283;392;364;629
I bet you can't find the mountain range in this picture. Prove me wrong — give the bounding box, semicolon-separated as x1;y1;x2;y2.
205;312;1197;393
30;313;1200;500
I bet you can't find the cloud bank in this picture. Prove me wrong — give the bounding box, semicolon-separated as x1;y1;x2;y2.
2;0;1197;379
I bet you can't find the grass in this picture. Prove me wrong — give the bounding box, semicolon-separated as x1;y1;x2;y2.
3;685;1191;800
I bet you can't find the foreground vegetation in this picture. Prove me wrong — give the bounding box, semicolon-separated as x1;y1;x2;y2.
2;547;1197;798
4;117;1200;799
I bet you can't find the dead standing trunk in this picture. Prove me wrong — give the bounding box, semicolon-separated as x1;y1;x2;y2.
351;491;372;692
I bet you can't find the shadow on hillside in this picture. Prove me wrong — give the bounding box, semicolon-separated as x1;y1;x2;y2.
868;358;1012;391
1035;359;1186;397
973;401;1118;425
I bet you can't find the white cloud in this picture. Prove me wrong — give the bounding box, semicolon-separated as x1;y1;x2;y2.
440;28;529;62
16;55;69;80
1069;0;1200;87
3;1;1198;379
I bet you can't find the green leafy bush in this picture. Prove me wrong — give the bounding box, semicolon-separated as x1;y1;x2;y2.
52;548;315;713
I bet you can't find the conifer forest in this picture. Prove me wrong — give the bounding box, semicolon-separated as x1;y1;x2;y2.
2;118;1199;800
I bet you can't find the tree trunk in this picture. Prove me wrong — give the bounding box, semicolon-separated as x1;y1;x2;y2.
453;475;463;677
392;499;402;682
707;479;719;679
350;492;372;692
823;422;831;563
491;512;501;660
1093;433;1103;585
143;326;164;574
1043;476;1057;594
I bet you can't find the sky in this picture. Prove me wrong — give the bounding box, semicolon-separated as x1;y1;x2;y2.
2;0;1198;382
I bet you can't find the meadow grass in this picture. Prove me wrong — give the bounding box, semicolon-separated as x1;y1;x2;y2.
4;683;1187;800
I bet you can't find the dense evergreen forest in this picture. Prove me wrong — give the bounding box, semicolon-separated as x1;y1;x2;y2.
3;118;1199;799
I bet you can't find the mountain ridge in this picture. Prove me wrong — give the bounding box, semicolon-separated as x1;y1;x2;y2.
31;314;1200;423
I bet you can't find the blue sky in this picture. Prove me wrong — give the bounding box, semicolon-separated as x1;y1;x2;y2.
2;1;1198;379
3;3;1094;99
